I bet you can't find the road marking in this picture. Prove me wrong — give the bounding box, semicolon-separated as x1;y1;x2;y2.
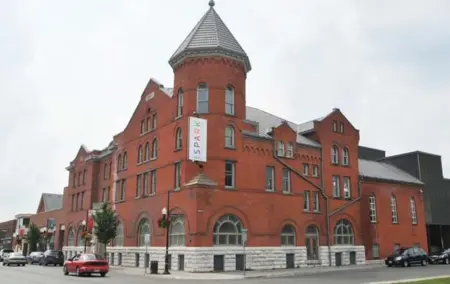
364;275;450;284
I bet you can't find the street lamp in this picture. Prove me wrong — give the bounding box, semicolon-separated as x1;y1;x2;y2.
162;207;170;275
81;220;87;253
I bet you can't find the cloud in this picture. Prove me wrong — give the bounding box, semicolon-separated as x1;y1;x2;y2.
0;0;449;220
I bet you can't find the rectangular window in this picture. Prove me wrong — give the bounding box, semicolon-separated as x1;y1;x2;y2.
71;195;75;211
83;169;87;184
175;162;181;189
332;120;337;132
136;174;142;198
265;166;275;191
343;177;351;198
197;87;209;113
146;117;151;131
282;168;291;193
369;196;377;223
177;92;183;117
76;193;79;211
312;165;319;177
332;176;340;198
340;122;344;134
109;162;112;179
151;170;157;194
152;114;157;129
313;192;320;211
140;120;145;134
121;180;126;200
103;164;108;180
143;172;149;195
372;244;380;259
304;191;310;211
225;161;235;188
80;191;85;209
72;173;76;187
303;164;309;176
78;172;81;186
115;181;121;201
107;186;110;201
225;88;234;115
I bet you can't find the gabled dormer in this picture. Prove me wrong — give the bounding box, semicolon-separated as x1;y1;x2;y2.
271;120;297;158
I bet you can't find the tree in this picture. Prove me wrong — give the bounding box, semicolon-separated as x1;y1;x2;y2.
91;202;119;259
26;224;41;252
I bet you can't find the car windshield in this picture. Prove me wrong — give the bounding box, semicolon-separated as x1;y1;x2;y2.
2;249;13;254
393;248;407;256
80;254;104;261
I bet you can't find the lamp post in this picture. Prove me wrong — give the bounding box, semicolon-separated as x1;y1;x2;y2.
162;204;170;275
81;220;87;253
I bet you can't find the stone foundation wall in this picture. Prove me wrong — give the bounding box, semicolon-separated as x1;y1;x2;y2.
62;245;366;273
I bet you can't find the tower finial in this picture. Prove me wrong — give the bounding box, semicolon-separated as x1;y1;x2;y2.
208;0;215;8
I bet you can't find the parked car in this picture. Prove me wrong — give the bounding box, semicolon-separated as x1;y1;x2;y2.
2;252;27;266
0;249;13;262
27;251;44;264
39;250;64;266
429;248;450;265
385;247;428;267
63;253;109;277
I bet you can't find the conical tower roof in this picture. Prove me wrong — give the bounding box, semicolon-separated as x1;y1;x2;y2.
168;0;251;72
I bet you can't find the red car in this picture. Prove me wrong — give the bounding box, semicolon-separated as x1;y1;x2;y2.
63;253;109;277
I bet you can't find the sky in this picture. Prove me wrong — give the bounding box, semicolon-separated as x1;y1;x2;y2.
0;0;449;221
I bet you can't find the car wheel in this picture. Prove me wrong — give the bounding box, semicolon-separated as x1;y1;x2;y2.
76;267;81;277
403;260;409;267
63;265;69;276
421;259;427;266
100;272;106;277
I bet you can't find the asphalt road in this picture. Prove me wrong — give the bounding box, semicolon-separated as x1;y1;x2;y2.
1;263;450;284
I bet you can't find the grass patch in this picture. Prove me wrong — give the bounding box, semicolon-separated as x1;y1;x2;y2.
403;278;450;284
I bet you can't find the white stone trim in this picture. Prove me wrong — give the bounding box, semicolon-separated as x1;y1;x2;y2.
63;245;366;273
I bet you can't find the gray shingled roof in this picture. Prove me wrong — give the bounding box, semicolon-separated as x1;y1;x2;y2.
245;106;321;148
359;159;423;185
42;193;63;212
168;1;251;72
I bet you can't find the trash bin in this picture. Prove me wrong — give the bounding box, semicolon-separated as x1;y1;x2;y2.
150;261;158;274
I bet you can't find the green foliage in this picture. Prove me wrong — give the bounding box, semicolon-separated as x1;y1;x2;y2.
91;202;119;246
26;224;41;252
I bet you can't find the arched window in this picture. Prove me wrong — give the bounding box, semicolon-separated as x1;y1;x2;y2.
225;85;235;115
169;216;185;246
342;148;349;165
280;225;296;246
137;146;143;163
145;143;150;161
331;146;339;164
225;126;235;148
123;152;128;169
177;88;184;117
305;225;320;260
334;219;354;245
151;139;158;159
67;228;75;247
175;128;182;149
286;142;294;157
369;195;377;223
114;222;124;247
117;154;122;171
410;197;417;224
197;83;209;114
137;219;151;247
213;215;243;246
391;195;398;223
77;226;84;246
277;141;285;157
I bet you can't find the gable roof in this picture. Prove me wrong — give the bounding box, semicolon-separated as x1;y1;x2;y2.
245;106;321;148
168;1;251;72
39;193;63;212
359;159;423;185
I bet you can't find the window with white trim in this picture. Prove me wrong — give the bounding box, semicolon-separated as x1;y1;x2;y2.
332;176;340;197
282;168;291;193
265;166;274;191
391;195;398;224
369;195;377;223
225;126;235;148
313;192;320;211
331;146;339;164
225;161;235;188
410;197;417;224
177;88;183;117
197;83;209;114
342;148;349;165
277;141;285;157
303;164;309;176
286;143;294;157
304;191;310;211
225;85;235;115
312;165;319;177
343;177;351;198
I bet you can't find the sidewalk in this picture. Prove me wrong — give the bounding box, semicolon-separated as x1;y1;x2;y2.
111;263;385;280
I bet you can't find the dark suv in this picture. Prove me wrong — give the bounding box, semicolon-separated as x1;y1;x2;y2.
39;250;64;266
385;247;429;267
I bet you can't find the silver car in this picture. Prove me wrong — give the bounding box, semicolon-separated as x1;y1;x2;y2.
3;252;27;266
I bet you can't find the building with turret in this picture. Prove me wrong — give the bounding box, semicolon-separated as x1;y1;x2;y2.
27;0;428;272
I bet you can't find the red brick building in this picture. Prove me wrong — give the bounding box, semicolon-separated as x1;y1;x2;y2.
30;0;426;272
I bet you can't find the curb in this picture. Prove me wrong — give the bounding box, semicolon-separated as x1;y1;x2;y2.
364;275;450;284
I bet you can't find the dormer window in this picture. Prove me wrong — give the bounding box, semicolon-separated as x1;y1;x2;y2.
332;120;338;132
331;145;339;164
342;148;349;166
286;143;294;157
277;141;285;157
197;83;209;114
225;85;235;115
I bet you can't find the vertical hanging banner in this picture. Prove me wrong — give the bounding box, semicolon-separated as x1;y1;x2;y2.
188;117;207;162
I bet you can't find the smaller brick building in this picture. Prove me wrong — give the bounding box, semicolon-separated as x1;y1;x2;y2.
0;219;16;250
